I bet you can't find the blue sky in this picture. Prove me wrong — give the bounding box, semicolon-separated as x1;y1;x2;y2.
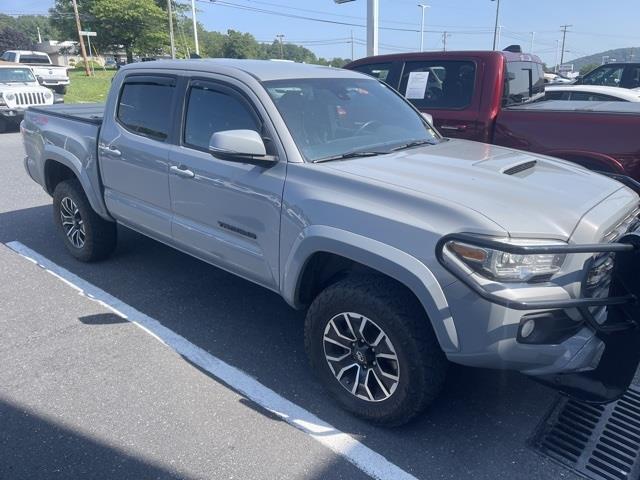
5;0;640;65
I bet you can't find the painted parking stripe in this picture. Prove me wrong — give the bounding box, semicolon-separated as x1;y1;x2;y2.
6;241;419;480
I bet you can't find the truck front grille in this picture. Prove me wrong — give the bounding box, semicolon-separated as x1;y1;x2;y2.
14;91;47;106
584;206;640;316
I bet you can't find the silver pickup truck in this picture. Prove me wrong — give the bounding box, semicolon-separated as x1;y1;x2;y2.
21;59;640;426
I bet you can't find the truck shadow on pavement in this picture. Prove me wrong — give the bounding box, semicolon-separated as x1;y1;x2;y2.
0;397;197;480
0;205;569;479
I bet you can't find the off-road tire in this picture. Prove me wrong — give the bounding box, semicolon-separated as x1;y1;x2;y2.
304;275;447;426
52;179;117;262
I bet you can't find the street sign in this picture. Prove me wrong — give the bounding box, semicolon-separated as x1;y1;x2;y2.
79;31;97;37
558;64;574;74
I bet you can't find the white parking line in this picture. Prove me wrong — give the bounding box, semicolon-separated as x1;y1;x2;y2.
6;241;419;480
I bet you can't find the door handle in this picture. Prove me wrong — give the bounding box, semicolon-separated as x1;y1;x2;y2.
439;124;468;132
170;165;195;179
98;144;122;157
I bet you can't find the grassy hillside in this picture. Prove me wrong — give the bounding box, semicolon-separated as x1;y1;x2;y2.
568;47;640;69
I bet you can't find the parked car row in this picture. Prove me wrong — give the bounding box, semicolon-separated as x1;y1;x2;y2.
0;50;70;94
345;48;640;179
20;58;640;425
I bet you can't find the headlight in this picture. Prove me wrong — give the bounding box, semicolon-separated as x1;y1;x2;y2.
5;93;15;101
43;91;53;100
446;238;566;282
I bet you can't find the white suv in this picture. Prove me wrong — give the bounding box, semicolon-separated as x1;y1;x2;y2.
0;62;54;132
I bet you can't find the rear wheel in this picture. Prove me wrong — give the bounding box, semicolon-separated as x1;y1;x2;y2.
52;179;117;262
304;275;447;426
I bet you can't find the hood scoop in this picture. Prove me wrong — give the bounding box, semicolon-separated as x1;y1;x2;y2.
503;160;537;176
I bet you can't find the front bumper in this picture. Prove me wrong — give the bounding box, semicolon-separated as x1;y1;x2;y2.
0;107;25;121
437;232;640;404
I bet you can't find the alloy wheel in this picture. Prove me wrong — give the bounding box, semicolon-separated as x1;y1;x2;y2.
60;196;86;248
323;312;400;402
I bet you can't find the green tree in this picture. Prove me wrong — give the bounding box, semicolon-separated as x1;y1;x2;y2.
50;0;168;62
222;30;258;59
14;15;60;43
0;26;35;52
580;63;600;76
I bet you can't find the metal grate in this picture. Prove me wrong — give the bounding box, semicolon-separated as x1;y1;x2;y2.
533;387;640;480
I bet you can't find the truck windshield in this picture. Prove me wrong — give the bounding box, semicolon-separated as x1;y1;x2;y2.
0;68;36;83
264;77;440;162
18;55;50;65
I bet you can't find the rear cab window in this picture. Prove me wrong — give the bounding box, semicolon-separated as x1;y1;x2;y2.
503;61;545;106
117;75;176;142
398;60;476;110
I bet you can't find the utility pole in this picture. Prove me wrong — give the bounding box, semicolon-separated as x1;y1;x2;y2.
350;30;354;60
367;0;378;56
559;24;572;68
276;34;285;59
554;39;560;73
190;0;199;55
529;31;535;54
167;0;176;59
37;26;42;44
418;4;430;52
442;31;451;52
71;0;91;76
491;0;500;50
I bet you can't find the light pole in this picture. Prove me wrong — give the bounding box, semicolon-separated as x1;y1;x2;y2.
529;31;535;54
276;34;285;59
334;0;378;57
418;4;430;52
491;0;500;51
167;0;176;59
191;0;199;56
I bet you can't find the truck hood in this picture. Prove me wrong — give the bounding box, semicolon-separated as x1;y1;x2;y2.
323;139;627;239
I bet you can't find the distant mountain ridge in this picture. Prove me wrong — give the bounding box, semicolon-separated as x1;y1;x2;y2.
567;47;640;69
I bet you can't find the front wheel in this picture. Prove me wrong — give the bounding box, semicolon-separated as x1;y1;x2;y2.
52;179;117;262
54;85;67;95
304;275;447;426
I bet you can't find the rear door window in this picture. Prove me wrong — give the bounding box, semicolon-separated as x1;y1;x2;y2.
398;60;476;110
351;62;392;82
503;61;545;106
117;76;176;142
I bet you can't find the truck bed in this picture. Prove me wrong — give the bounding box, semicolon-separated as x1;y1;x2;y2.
28;103;104;125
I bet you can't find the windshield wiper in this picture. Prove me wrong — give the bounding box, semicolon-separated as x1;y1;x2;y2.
389;139;437;152
312;150;387;163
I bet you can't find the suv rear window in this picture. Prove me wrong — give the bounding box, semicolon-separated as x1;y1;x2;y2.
503;61;545;106
398;60;476;110
117;77;175;141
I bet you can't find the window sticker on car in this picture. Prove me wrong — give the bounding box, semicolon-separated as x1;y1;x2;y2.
406;71;429;99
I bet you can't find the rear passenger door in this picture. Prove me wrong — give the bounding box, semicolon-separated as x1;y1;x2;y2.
98;74;178;241
397;60;481;141
167;78;287;290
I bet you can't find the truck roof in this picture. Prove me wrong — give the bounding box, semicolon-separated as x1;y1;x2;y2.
4;50;49;56
346;50;543;66
119;58;364;81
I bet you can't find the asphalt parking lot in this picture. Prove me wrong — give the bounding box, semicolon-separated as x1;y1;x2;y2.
0;128;588;479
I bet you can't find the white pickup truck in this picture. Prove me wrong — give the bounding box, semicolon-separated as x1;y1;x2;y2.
1;50;70;94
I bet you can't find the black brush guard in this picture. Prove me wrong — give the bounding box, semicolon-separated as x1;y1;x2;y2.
436;232;640;404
